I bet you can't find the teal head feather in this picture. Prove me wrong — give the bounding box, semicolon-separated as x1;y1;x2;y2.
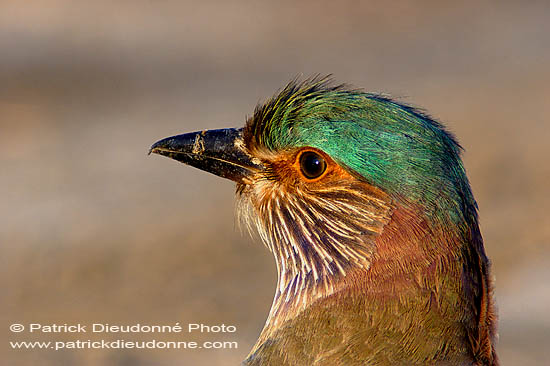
244;77;476;228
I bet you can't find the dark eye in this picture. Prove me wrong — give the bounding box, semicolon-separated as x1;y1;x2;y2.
299;151;327;179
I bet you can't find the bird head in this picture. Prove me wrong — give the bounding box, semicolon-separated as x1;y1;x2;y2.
150;77;497;365
150;77;477;281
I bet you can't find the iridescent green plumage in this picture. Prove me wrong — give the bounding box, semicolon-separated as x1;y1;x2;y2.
245;77;475;226
151;76;498;366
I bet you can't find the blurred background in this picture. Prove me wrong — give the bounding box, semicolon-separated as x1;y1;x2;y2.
1;1;549;365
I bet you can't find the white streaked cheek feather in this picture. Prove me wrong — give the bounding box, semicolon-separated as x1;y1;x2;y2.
236;176;391;317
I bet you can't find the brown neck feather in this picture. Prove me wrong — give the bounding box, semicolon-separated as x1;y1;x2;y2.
247;198;498;365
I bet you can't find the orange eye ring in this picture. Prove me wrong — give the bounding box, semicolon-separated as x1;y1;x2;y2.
298;150;328;180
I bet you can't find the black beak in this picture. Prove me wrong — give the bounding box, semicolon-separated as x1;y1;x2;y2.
150;128;263;183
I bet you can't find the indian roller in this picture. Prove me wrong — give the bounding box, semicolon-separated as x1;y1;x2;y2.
150;77;498;366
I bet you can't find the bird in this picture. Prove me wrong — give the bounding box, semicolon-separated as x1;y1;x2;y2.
150;77;498;366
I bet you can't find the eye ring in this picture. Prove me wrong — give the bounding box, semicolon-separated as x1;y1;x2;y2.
299;151;327;180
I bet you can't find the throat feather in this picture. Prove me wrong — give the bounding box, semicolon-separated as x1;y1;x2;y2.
237;181;392;333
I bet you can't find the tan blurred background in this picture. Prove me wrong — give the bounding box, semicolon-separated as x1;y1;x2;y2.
1;1;549;365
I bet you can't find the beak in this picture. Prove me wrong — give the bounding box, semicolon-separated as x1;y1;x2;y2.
150;128;263;183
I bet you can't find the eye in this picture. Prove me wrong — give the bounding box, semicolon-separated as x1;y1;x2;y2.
299;151;327;179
